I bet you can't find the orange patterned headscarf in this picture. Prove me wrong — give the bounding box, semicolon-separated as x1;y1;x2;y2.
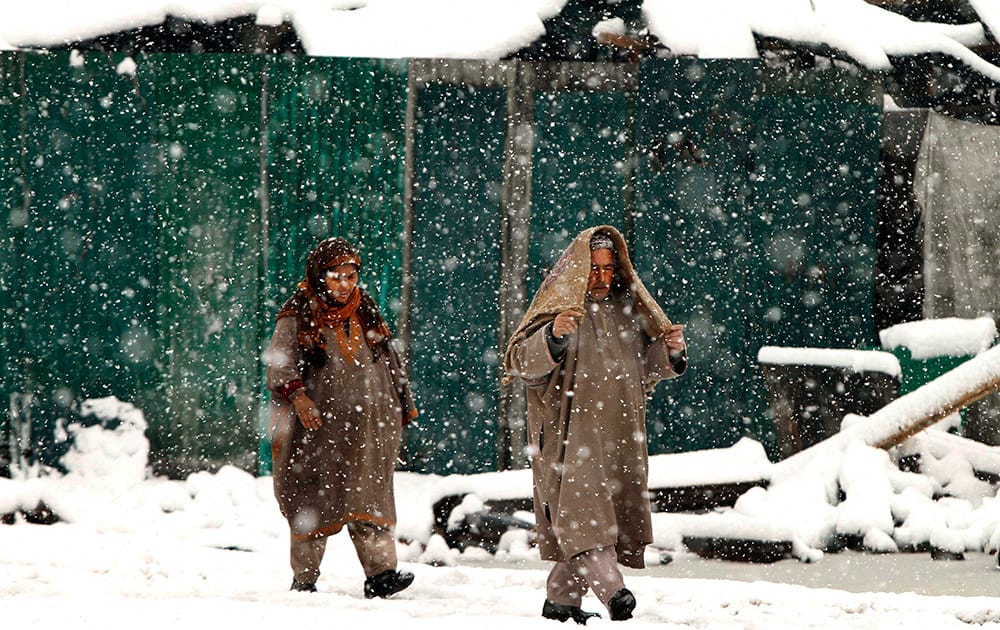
277;238;391;365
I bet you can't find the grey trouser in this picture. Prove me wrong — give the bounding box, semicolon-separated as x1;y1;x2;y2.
546;546;626;607
290;521;398;584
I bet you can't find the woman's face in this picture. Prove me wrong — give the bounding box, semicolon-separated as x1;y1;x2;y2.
324;263;359;304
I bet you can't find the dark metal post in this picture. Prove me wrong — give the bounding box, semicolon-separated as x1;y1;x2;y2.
498;62;535;470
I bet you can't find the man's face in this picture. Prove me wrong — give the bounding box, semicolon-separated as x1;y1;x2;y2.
586;248;615;301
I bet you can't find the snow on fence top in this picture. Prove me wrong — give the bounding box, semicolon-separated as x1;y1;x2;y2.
1;0;999;80
879;317;998;360
757;346;901;377
647;437;772;488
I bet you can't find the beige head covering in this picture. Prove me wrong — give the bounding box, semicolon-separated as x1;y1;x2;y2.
502;225;672;383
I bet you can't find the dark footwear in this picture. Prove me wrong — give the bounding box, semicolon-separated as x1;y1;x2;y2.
290;579;317;592
608;588;636;621
363;569;415;599
542;599;601;625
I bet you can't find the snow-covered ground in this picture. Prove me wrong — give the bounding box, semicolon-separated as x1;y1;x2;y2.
6;391;1000;628
5;463;1000;629
6;521;1000;629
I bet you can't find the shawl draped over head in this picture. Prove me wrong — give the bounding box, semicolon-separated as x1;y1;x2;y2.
502;225;672;384
276;237;393;366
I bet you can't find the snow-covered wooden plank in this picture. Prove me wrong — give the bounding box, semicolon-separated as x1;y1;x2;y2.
647;437;772;488
758;346;901;377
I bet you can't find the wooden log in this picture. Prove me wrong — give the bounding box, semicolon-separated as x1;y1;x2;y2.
595;32;658;58
874;372;1000;449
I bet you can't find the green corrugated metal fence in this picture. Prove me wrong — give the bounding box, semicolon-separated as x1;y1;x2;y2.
635;60;766;453
635;60;881;455
0;51;406;476
404;83;506;474
1;53;882;476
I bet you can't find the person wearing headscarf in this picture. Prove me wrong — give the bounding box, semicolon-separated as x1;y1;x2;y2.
266;237;418;598
504;226;687;623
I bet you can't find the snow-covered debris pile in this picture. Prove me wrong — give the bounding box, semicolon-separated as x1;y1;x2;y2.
393;467;535;547
654;344;1000;562
1;396;151;523
653;427;1000;562
63;396;149;487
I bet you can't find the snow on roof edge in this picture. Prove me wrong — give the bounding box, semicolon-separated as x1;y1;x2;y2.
1;1;999;83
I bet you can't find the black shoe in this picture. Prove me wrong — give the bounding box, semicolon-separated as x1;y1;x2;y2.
542;599;601;625
364;569;415;599
608;588;636;621
290;579;317;592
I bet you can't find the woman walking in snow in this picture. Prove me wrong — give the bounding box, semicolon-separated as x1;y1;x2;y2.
266;237;418;598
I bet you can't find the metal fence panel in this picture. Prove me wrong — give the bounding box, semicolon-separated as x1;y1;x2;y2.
528;89;628;295
635;59;767;454
143;53;265;474
0;52;408;476
635;59;881;457
405;83;505;474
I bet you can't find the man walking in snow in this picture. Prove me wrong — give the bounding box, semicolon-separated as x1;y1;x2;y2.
505;226;687;623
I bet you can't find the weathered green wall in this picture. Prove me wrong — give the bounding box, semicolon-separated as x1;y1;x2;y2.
0;52;407;476
1;53;881;477
635;60;881;454
404;84;506;474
